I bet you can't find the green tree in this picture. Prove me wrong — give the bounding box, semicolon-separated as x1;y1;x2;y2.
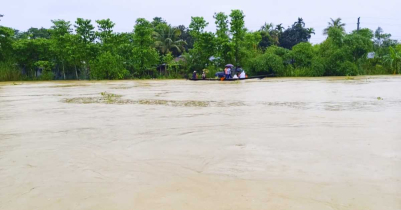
323;18;346;35
75;18;96;44
151;17;167;29
339;61;358;76
214;12;233;65
96;19;116;51
188;17;216;70
115;32;135;72
189;17;208;39
344;29;374;62
50;19;72;37
0;26;15;61
230;10;246;66
248;50;284;75
75;18;97;78
188;32;216;70
90;52;128;79
161;52;174;75
64;34;83;79
279;18;314;49
177;25;194;51
50;19;72;79
318;28;350;76
34;60;54;80
291;42;314;68
242;31;262;67
374;27;398;58
13;38;52;77
152;24;186;55
19;27;51;39
132;18;159;75
289;42;325;76
384;46;401;74
258;23;283;49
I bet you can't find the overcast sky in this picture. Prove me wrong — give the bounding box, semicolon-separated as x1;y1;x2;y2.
1;0;400;44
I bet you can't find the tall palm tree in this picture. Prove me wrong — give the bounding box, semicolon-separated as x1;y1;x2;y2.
294;18;305;27
152;26;186;55
323;18;346;35
275;24;284;33
260;22;273;32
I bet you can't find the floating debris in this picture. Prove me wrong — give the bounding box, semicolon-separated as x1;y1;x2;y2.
110;86;135;89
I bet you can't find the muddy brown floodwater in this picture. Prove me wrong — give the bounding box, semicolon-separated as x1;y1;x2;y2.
1;76;401;210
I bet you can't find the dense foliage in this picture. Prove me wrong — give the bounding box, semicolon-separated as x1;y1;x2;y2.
0;10;400;81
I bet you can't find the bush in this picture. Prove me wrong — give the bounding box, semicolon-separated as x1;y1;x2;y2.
322;48;352;76
291;42;314;68
372;64;388;75
0;62;22;81
203;65;221;78
340;61;359;76
40;71;54;80
292;68;309;77
311;58;325;76
90;52;129;80
248;52;284;75
34;61;54;80
281;65;294;77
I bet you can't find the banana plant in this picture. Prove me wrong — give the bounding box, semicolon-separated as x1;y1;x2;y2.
384;46;401;74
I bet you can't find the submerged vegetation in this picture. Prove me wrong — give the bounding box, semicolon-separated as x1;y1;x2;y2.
64;93;210;107
0;11;400;81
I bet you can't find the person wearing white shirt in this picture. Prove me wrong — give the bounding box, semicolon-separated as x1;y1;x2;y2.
239;71;246;79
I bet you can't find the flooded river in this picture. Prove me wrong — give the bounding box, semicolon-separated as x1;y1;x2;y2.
1;76;400;210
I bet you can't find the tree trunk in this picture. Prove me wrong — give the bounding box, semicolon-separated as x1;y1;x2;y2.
63;63;66;80
86;62;90;79
75;65;79;80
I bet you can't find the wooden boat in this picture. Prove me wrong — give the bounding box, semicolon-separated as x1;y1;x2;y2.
188;74;275;81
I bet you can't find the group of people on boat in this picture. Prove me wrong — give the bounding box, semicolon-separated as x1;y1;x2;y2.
192;64;246;80
192;71;206;80
224;65;246;79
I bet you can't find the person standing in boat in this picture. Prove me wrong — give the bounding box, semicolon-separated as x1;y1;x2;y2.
226;67;231;79
224;67;228;78
192;71;197;79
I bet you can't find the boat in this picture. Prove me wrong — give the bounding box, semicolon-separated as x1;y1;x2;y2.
188;74;275;81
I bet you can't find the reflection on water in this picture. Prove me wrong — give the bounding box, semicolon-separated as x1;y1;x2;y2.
0;76;401;210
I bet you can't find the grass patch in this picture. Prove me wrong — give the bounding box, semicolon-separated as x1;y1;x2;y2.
345;76;355;80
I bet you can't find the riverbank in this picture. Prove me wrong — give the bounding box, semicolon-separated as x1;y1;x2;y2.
1;74;399;83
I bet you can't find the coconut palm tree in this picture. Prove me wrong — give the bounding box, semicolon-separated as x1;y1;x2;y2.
294;18;305;27
152;25;186;55
275;24;284;33
323;18;346;35
260;22;273;32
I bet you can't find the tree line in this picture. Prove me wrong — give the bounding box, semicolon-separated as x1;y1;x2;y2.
0;10;400;81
